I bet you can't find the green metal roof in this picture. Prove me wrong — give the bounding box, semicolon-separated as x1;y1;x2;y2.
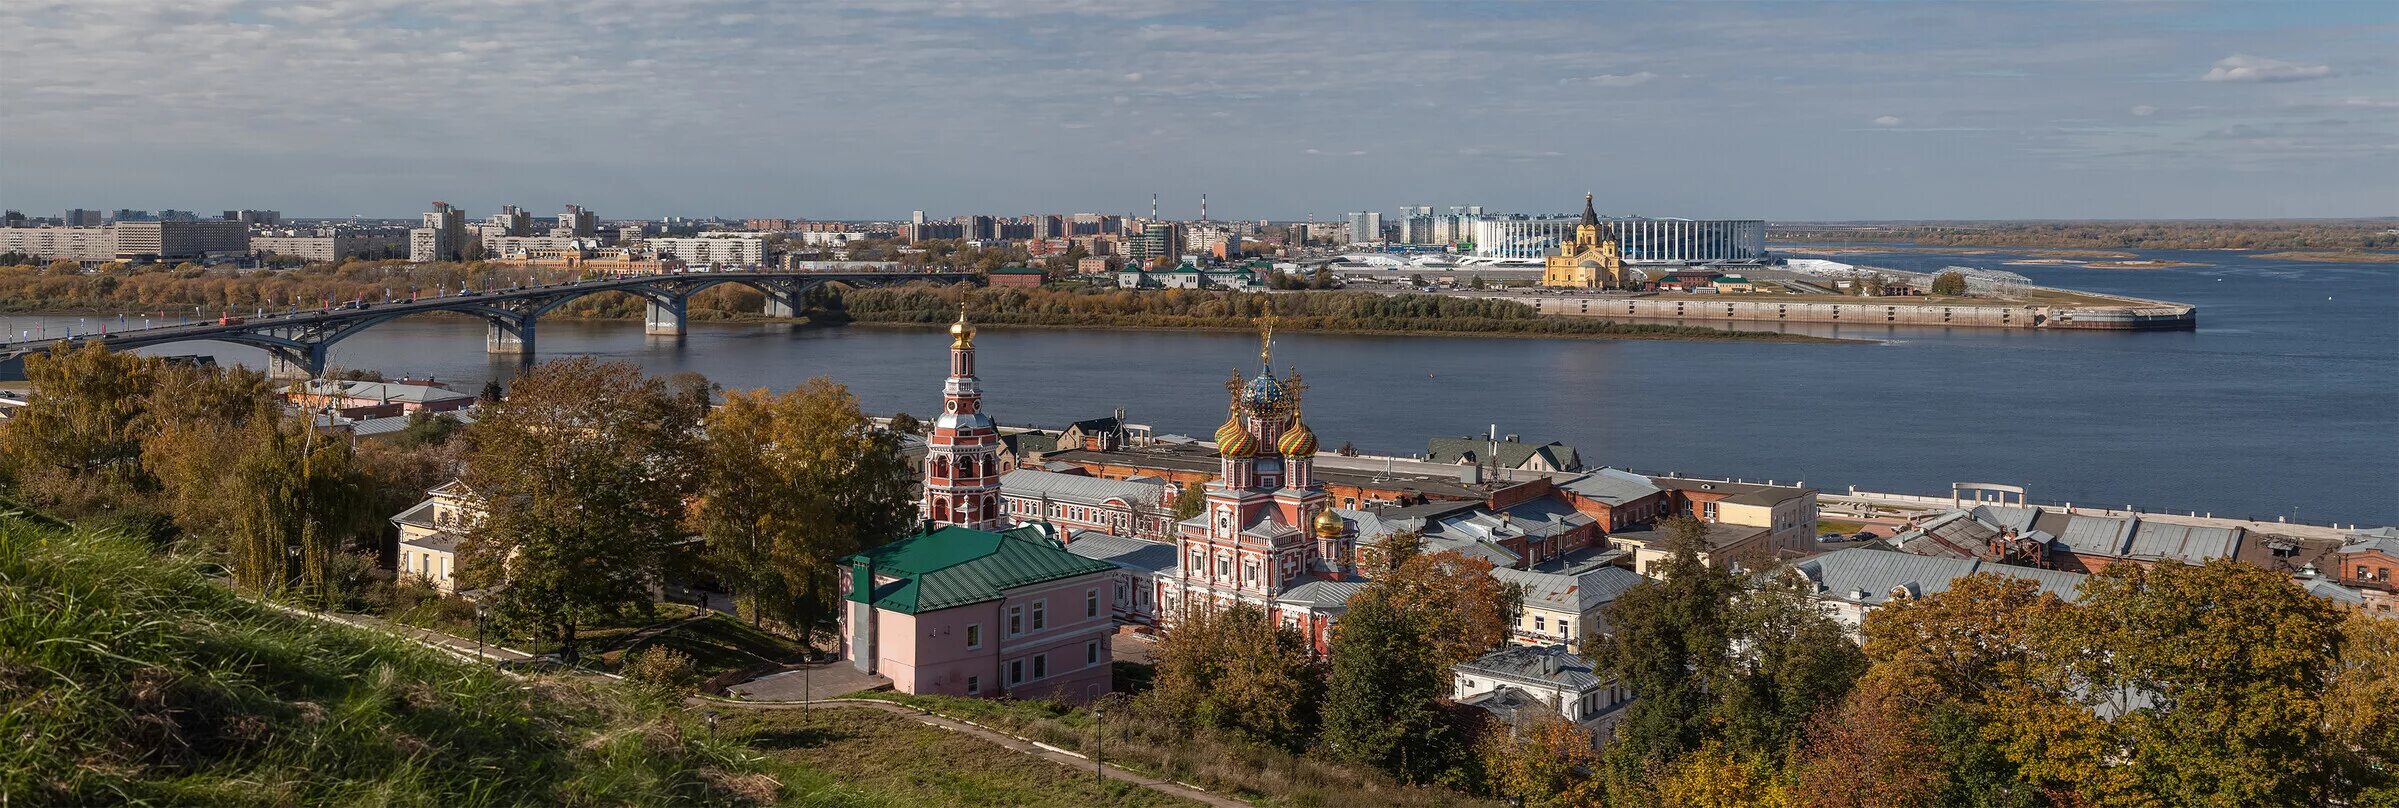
845;525;1116;614
989;266;1045;275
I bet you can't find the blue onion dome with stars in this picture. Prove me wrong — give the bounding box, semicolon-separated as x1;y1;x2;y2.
1241;368;1286;410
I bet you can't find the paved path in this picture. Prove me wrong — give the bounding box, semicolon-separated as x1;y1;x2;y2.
696;697;1247;808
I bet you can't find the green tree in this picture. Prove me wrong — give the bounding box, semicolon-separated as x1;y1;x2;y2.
1146;603;1323;750
1169;483;1205;521
1598;517;1740;771
211;411;376;602
1321;590;1458;784
459;358;705;663
392;411;464;448
1717;569;1867;761
696;379;917;633
1932;270;1969;296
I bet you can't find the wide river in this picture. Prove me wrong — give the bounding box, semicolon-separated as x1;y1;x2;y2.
9;247;2394;525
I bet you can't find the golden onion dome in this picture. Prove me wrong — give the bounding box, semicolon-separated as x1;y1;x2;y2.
1277;419;1318;457
949;305;975;348
1215;412;1256;457
1313;507;1345;538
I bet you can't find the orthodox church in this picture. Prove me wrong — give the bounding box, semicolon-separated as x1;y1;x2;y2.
921;304;1006;530
1540;193;1630;289
1160;326;1363;651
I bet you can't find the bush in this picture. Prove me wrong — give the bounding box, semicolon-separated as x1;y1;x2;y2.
625;645;702;697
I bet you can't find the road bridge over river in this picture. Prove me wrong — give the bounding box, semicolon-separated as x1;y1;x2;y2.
0;269;974;379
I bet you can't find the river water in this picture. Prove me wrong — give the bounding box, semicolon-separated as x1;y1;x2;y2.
7;247;2394;525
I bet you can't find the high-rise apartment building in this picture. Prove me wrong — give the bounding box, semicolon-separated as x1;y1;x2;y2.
1126;221;1180;267
555;204;597;238
410;202;468;262
486;205;533;237
221;209;281;226
63;209;103;227
111;220;249;260
1346;211;1383;245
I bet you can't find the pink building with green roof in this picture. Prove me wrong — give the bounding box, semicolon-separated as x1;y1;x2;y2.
842;523;1119;705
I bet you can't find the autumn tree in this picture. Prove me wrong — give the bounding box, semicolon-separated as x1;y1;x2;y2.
1790;676;1945;808
459;358;705;662
1931;270;1969;296
1146;603;1322;750
1649;741;1794;808
696;379;916;633
2062;560;2345;807
0;344;159;513
2325;611;2399;803
1477;712;1607;808
1376;550;1518;666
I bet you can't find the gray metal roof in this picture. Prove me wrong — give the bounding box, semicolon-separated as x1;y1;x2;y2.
2124;522;2242;564
1275;579;1370;610
1454;645;1605;691
2342;528;2399;556
1558;468;1662;506
1065;532;1179;575
301;379;476;405
2302;577;2366;606
2050;512;2136;556
1608;521;1769;552
1792;547;2087;606
1492;565;1646;613
999;468;1165;507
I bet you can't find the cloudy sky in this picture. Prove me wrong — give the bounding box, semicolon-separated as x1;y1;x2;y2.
3;0;2394;221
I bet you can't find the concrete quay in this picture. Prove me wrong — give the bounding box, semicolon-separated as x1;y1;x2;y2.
1492;291;2197;331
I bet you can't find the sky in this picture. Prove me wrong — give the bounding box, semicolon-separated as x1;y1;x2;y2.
2;0;2395;221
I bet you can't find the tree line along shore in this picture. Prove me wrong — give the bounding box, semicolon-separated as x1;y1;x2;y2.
0;259;1839;343
1768;219;2397;252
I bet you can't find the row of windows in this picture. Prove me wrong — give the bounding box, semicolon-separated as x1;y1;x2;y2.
973;640;1106;694
975;589;1106;648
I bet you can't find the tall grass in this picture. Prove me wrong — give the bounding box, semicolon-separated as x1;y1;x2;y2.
849;692;1503;808
0;515;773;807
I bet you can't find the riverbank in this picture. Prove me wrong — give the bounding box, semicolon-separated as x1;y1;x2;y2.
2253;251;2399;264
844;317;1857;344
831;286;1846;344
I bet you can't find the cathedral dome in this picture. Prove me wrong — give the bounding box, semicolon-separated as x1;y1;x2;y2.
1215;412;1256;457
1277;419;1318;457
949;313;975;348
1239;370;1285;410
1314;507;1345;538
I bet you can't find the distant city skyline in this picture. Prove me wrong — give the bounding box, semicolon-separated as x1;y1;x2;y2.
4;1;2395;220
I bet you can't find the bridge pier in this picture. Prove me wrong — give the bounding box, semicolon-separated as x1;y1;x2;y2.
762;297;796;318
266;343;328;380
645;297;686;336
486;316;535;359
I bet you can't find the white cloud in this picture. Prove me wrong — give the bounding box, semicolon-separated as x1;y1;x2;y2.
2201;54;2334;83
1873;115;1904;127
1123;72;1143;82
2130;105;2156;116
1562;71;1656;88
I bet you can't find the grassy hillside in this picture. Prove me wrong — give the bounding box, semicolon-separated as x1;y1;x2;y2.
0;514;775;807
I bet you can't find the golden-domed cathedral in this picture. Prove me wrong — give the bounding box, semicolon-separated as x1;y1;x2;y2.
1167;324;1359;647
1541;193;1630;289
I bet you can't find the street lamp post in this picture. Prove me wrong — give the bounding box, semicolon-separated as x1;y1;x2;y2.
475;602;487;666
